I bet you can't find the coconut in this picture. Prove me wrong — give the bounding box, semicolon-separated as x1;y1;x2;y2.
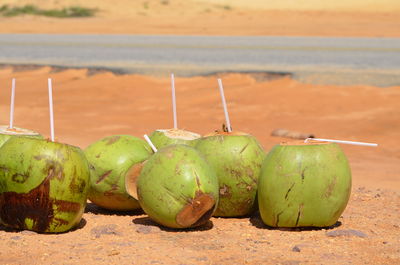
0;125;42;147
149;128;201;149
258;140;352;228
0;137;89;233
132;144;219;229
195;131;265;217
84;135;153;211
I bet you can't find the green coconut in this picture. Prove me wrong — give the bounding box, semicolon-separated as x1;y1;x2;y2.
0;125;42;147
195;131;265;217
0;137;89;233
131;144;219;229
258;140;352;228
84;135;153;211
149;128;201;149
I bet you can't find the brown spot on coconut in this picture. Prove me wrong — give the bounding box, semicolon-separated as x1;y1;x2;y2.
104;135;121;145
176;192;216;227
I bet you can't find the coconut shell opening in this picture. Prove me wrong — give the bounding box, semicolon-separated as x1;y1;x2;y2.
156;128;201;140
176;192;216;228
280;140;331;146
203;131;249;137
0;125;40;136
125;161;146;200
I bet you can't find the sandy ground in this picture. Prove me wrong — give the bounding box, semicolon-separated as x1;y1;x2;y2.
0;0;399;264
0;0;400;37
0;66;399;264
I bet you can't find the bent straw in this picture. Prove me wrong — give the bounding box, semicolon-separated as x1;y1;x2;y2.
9;78;16;129
305;138;378;147
144;134;158;153
217;78;232;132
171;73;178;129
48;78;55;142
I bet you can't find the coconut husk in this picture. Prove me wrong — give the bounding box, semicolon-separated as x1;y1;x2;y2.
271;129;315;140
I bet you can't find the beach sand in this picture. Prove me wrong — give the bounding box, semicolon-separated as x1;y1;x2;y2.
0;1;399;264
0;66;399;264
0;0;399;37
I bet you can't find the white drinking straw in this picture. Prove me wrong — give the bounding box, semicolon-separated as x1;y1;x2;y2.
305;138;378;147
171;73;178;129
48;78;55;142
9;78;16;129
217;78;232;132
144;134;158;153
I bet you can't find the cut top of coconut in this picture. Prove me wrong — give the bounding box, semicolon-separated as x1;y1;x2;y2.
0;125;40;136
203;131;249;137
280;139;330;146
156;128;201;140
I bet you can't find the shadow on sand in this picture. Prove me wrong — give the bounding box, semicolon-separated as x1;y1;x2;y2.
249;211;342;231
84;202;145;216
0;218;87;234
132;216;214;233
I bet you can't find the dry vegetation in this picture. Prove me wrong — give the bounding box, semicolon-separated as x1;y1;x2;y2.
0;0;399;36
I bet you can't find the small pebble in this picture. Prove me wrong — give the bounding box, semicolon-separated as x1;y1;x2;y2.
195;256;208;261
107;250;120;256
292;246;301;252
136;224;160;234
90;224;123;238
136;225;153;234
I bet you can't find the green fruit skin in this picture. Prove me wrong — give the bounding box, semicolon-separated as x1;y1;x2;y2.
0;137;89;233
258;143;352;228
84;135;153;211
149;130;199;149
0;133;43;148
195;134;265;217
137;144;219;228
